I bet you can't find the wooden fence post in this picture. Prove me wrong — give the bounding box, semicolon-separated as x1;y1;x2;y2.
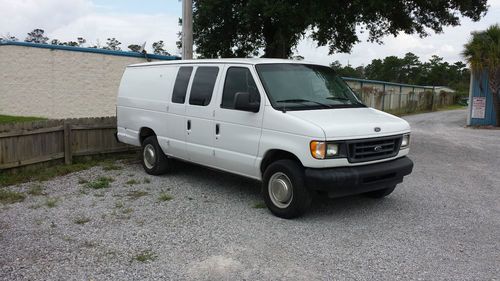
64;122;72;165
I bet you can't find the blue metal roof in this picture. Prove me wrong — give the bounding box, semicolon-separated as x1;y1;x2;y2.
0;41;181;60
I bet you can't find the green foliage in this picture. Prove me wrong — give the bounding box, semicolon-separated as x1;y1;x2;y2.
158;192;173;202
0;154;135;187
126;190;148;199
152;40;171;56
103;37;121;51
332;53;471;96
252;202;266;209
74;217;91;225
463;24;500;73
0;114;46;124
25;28;48;44
102;162;122;171
0;189;26;204
86;177;114;189
133;250;157;263
27;184;44;196
125;179;139;185
128;44;142;52
45;197;59;208
193;0;488;58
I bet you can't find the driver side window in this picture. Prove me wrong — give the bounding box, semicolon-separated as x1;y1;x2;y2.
221;67;260;109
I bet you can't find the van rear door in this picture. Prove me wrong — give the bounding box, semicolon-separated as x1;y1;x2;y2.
184;65;221;166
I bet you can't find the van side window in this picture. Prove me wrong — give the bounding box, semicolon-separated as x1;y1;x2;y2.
221;67;260;109
189;67;219;106
172;67;193;104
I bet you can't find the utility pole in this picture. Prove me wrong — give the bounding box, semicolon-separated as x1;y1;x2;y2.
182;0;193;60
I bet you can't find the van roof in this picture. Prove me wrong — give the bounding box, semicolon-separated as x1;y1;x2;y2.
128;58;324;68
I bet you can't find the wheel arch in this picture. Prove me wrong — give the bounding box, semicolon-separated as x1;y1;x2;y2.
260;149;303;175
139;127;156;145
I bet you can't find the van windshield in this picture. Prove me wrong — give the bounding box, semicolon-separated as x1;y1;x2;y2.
255;63;365;111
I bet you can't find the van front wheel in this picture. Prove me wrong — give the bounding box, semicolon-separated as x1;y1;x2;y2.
141;136;170;175
262;160;312;219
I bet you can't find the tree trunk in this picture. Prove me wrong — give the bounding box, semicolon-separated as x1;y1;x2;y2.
488;68;500;126
261;21;293;58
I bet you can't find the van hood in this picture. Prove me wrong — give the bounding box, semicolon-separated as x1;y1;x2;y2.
287;107;410;140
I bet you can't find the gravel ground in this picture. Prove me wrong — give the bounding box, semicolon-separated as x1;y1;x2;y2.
1;109;499;280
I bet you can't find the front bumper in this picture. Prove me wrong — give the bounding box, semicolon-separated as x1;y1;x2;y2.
304;156;413;198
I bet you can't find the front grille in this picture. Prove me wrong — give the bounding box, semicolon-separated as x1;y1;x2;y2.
347;135;402;163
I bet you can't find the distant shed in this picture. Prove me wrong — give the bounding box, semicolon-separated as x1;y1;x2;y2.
0;41;179;118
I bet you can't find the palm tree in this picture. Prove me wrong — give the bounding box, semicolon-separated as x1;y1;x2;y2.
463;24;500;126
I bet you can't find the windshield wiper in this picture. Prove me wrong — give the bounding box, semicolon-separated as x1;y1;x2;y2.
276;99;332;109
326;97;350;101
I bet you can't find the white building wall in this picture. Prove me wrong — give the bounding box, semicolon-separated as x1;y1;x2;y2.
0;45;159;118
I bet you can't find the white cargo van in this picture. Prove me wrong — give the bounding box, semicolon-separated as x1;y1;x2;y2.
117;59;413;218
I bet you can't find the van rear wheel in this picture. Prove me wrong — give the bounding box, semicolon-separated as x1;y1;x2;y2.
141;136;170;175
262;159;312;219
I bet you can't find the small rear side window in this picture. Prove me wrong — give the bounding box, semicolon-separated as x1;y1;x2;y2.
189;67;219;106
172;66;193;104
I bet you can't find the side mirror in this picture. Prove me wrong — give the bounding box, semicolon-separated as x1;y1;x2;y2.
234;92;260;112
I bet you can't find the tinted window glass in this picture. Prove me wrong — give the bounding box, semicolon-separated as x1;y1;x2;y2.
189;67;219;106
172;67;193;103
221;67;260;109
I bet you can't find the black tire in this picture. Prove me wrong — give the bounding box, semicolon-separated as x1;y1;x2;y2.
262;159;312;219
364;186;396;198
141;136;170;175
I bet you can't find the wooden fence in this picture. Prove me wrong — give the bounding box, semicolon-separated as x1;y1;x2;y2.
0;117;135;170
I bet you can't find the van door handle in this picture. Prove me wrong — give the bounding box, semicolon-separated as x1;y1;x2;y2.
215;123;220;135
187;120;191;131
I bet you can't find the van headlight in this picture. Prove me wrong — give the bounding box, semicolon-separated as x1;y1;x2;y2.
400;134;410;149
310;141;340;159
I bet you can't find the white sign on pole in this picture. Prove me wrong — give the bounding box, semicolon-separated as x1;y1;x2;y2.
471;97;486;119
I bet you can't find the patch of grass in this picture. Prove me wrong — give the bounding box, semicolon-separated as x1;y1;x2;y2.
74;216;91;225
122;207;134;214
127;190;148;199
126;179;140;185
158;192;173;202
0;153;136;187
86;177;114;189
45;197;59;208
0;114;46;124
27;184;44;196
102;162;123;171
252;202;266;209
78;177;89;184
0;189;26;204
143;178;151;184
114;201;124;208
133;250;157;263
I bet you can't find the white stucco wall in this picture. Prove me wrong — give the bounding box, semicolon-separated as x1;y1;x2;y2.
0;45;160;118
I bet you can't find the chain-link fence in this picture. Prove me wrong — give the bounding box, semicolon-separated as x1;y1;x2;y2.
343;77;456;114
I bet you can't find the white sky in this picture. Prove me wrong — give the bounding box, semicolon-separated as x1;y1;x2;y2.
0;0;499;65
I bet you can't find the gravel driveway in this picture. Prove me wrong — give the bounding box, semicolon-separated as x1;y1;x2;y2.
1;109;499;280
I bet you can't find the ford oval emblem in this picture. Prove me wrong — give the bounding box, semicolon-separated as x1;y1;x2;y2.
374;145;383;152
374;127;381;132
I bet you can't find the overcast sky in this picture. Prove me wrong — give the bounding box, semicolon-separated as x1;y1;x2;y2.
1;0;499;66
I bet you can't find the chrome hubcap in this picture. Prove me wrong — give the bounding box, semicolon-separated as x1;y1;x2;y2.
268;172;293;208
143;144;156;169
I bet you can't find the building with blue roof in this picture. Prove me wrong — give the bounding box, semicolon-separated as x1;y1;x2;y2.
0;41;180;118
